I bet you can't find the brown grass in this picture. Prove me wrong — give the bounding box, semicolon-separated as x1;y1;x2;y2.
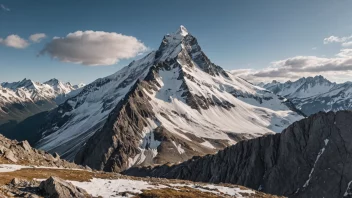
134;187;224;198
0;168;120;185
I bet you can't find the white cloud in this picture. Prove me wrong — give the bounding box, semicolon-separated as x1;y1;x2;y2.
231;49;352;83
39;30;148;66
229;69;254;76
336;49;352;58
0;35;29;49
232;33;352;83
342;41;352;48
0;4;10;11
324;35;352;44
29;33;47;43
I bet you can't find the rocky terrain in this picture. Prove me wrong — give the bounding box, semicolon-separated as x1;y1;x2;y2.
125;110;352;198
260;76;352;116
0;134;83;169
3;26;303;173
0;78;84;125
0;169;280;198
0;132;277;198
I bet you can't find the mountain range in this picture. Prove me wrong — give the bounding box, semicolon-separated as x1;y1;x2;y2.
0;26;304;172
0;78;84;125
260;75;352;115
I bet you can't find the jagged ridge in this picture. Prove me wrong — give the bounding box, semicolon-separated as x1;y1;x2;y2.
261;76;352;115
0;78;84;125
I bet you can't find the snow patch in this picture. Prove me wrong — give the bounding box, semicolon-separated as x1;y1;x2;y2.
0;164;30;172
172;141;185;154
303;139;329;188
71;178;256;198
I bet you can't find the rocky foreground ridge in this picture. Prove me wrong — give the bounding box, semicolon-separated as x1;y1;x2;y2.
0;134;279;198
0;134;83;169
125;111;352;198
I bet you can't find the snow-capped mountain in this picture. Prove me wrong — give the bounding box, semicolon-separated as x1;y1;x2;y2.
16;26;303;172
261;76;352;115
0;78;84;124
262;76;335;99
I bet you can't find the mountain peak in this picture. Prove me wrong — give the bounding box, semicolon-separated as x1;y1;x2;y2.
73;83;85;89
44;78;60;85
1;78;36;90
175;25;189;36
304;75;331;84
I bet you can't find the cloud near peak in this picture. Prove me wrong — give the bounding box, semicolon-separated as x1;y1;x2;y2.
231;49;352;83
231;33;352;83
39;30;148;66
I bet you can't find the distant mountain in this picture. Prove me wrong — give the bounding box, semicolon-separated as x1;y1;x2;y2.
124;111;352;198
5;26;304;172
0;78;84;124
260;76;352;115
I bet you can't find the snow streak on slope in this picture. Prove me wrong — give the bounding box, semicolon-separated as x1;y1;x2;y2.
32;26;303;170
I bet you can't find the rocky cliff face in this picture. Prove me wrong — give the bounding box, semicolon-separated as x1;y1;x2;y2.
125;111;352;198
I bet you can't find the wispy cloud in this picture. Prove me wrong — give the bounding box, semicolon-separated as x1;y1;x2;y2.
324;35;352;47
232;33;352;83
231;48;352;83
0;4;10;12
29;33;47;43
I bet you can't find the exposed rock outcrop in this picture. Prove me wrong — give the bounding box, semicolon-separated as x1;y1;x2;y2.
39;176;91;198
125;111;352;198
0;134;84;169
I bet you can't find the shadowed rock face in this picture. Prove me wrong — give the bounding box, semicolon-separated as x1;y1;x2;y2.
124;111;352;198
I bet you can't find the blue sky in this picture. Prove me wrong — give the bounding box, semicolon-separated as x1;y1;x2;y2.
1;0;352;84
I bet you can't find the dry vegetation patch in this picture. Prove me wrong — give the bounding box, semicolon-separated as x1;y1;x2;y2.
134;187;224;198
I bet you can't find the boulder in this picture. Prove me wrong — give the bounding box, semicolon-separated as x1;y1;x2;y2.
18;140;32;152
4;150;17;163
39;176;91;198
0;145;7;154
10;178;23;186
52;152;60;159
